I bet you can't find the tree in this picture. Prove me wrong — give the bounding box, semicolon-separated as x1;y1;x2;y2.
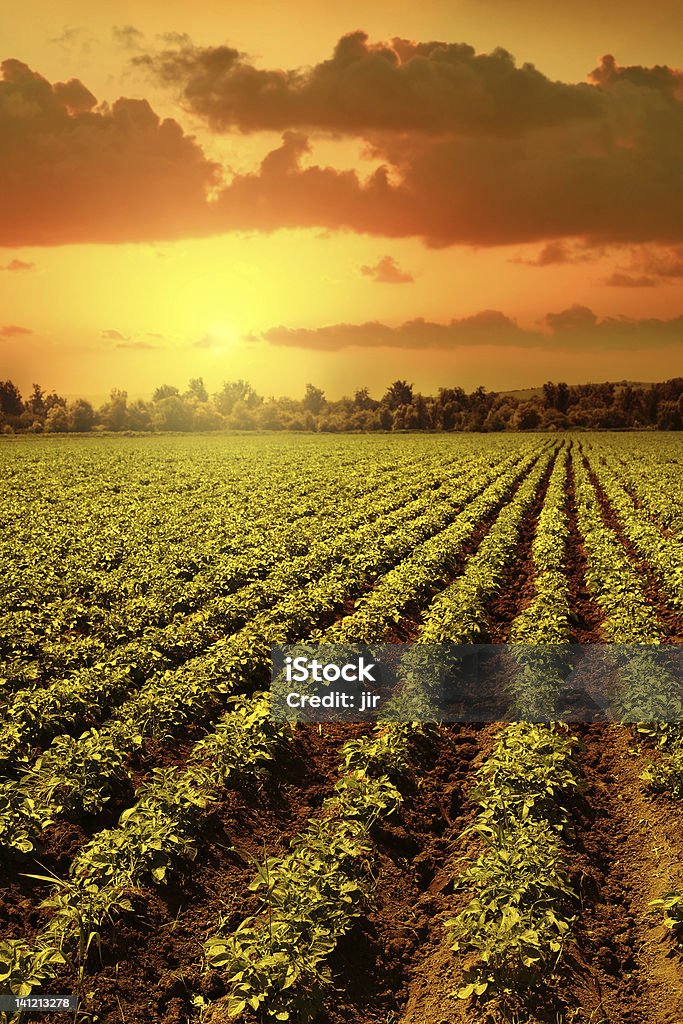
513;401;541;430
68;399;95;432
382;380;413;410
0;381;23;417
192;403;223;430
28;384;46;419
657;401;682;430
153;384;180;402
44;391;67;412
153;395;193;431
302;383;326;414
126;400;152;431
185;377;208;403
99;389;128;431
44;406;69;432
214;379;260;414
543;381;570;414
352;387;376;410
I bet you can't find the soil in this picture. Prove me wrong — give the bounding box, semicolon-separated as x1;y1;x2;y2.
28;722;501;1024
562;725;683;1024
5;439;683;1024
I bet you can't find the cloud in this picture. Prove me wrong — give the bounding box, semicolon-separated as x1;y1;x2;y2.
112;25;144;50
0;324;32;337
256;311;536;351
101;329;130;340
0;258;35;271
115;340;161;350
361;254;414;283
637;246;683;279
137;30;599;135
604;272;656;287
143;38;683;248
3;44;683;248
252;306;683;352
49;27;84;49
193;333;222;349
510;240;599;266
146;331;165;339
0;60;219;246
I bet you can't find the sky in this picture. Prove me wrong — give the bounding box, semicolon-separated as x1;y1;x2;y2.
1;0;683;401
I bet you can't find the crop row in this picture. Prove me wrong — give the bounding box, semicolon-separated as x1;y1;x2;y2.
448;442;580;1002
417;444;557;644
0;448;478;687
0;447;527;775
0;692;284;999
0;450;542;853
374;443;558;720
571;446;683;949
585;442;683;609
449;724;580;1000
321;442;554;643
594;438;683;540
201;723;418;1022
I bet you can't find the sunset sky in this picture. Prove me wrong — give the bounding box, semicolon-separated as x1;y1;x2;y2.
2;0;683;401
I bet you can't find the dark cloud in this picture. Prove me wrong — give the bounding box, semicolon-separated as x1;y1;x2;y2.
0;258;35;271
49;27;84;49
0;324;32;337
511;240;599;266
543;304;598;332
137;37;683;247
112;25;144;50
210;113;683;248
589;53;683;99
604;272;656;287
101;329;130;340
3;43;683;248
0;60;219;246
136;30;599;135
252;306;683;352
637;246;683;279
360;254;414;283
256;311;537;350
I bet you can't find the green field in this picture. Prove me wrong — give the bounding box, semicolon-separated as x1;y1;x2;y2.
1;432;682;1024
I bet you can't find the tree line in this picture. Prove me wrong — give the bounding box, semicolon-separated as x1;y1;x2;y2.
0;376;681;434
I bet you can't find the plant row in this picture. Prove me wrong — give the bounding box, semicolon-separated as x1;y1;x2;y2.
0;449;525;776
585;442;683;609
0;449;476;692
0;450;539;851
447;438;581;1003
201;723;417;1022
321;443;552;643
0;692;284;999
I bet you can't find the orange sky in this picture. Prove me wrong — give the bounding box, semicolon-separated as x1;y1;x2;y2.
1;0;682;400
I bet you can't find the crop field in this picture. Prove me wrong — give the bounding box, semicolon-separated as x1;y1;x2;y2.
1;431;682;1024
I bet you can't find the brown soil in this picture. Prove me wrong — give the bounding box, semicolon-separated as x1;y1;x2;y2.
28;722;501;1024
319;724;501;1024
560;724;683;1024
